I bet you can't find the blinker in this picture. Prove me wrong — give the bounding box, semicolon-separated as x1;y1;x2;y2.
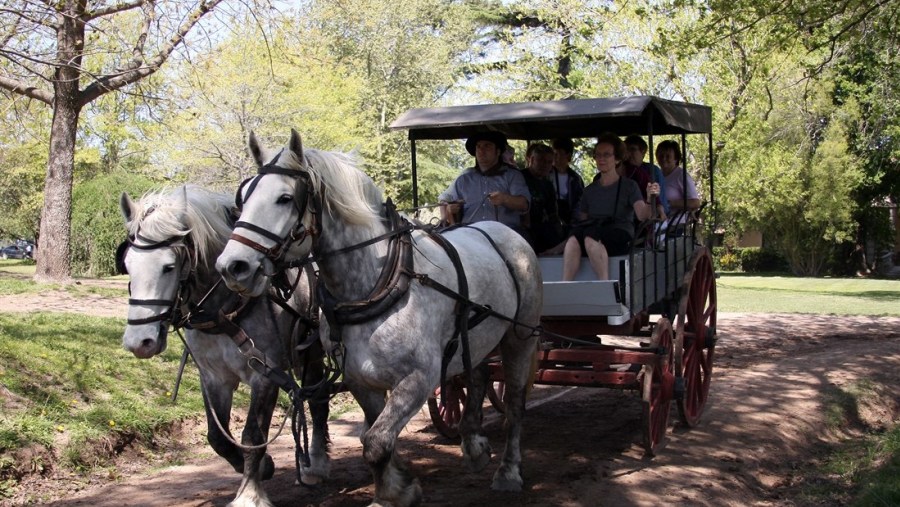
115;240;130;275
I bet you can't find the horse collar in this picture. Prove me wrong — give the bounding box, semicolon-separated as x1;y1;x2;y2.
317;201;415;330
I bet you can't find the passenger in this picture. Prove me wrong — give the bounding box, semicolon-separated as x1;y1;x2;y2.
550;138;585;227
562;133;661;281
657;140;700;211
623;135;670;214
502;145;519;169
439;131;530;233
520;143;565;253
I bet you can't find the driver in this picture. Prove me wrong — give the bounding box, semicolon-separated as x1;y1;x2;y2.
439;131;530;233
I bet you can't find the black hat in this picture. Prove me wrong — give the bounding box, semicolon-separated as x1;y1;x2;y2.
465;131;508;156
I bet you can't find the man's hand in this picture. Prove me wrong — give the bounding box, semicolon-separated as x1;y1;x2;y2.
487;191;506;207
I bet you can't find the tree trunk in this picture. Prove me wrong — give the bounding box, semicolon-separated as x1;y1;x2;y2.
34;99;79;283
34;4;84;284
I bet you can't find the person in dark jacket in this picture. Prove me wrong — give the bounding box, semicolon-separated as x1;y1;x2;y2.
550;138;585;227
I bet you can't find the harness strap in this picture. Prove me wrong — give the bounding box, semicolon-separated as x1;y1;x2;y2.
316;200;415;327
127;310;172;325
462;226;523;323
424;229;474;406
234;220;286;245
128;298;173;306
216;309;302;393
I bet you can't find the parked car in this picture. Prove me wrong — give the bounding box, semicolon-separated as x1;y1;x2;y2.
1;244;29;260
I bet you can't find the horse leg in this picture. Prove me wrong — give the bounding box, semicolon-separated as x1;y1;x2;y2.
229;379;279;507
458;362;492;472
491;330;538;492
202;379;243;474
298;342;331;486
359;373;429;507
353;387;387;441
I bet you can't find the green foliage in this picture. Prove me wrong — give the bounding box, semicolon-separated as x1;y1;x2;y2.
148;16;367;190
739;247;789;273
712;246;789;273
0;108;48;240
70;172;158;277
299;0;480;206
712;248;741;271
656;0;899;276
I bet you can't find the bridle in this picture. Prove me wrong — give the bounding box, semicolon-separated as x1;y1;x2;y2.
230;151;321;267
116;232;195;328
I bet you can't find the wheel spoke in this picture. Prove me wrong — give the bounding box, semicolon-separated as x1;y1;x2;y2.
675;247;717;427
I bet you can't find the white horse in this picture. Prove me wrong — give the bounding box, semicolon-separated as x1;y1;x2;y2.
216;130;542;507
119;185;330;507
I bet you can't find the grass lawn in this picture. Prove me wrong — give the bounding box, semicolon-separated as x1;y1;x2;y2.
0;313;208;475
0;260;127;298
717;274;900;316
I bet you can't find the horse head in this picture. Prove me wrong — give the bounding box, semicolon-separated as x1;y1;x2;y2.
119;186;233;358
217;129;380;296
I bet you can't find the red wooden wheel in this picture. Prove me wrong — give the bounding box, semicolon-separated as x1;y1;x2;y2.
427;379;466;439
674;247;717;427
642;317;675;455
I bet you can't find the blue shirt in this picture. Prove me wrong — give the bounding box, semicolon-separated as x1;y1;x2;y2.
439;164;531;229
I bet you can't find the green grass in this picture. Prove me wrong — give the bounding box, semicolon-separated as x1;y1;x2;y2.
717;274;900;316
0;313;209;473
801;380;900;506
0;259;36;275
0;261;127;298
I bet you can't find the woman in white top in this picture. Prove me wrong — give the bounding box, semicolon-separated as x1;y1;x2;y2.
656;140;700;211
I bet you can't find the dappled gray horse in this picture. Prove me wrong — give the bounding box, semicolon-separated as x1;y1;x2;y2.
216;130;542;507
119;185;329;507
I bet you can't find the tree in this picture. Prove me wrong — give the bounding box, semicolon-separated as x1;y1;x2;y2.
0;96;49;242
299;0;479;205
657;0;900;273
147;17;367;189
0;0;226;282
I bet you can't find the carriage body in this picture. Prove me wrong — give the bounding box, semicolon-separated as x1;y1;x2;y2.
391;95;718;454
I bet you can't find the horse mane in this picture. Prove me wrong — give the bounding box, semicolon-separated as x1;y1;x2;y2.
271;146;382;226
127;185;234;271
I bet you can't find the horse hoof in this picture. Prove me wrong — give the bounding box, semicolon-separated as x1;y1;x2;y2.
368;480;422;507
259;454;275;481
464;449;491;472
491;466;523;492
462;435;492;472
295;474;323;487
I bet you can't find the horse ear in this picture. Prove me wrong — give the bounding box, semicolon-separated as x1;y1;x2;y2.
289;129;304;160
120;192;139;226
176;186;189;218
248;131;264;167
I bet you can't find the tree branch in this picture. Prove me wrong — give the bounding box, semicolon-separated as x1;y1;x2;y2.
0;75;53;104
78;0;224;106
84;0;144;20
0;7;57;29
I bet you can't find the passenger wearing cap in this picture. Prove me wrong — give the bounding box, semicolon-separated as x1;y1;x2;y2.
438;132;530;232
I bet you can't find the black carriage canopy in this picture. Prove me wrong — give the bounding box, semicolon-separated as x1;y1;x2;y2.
389;95;712;140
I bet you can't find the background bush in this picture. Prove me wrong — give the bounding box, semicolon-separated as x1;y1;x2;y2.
713;246;789;273
70;172;157;277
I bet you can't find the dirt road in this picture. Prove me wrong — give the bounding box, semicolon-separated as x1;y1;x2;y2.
2;284;899;506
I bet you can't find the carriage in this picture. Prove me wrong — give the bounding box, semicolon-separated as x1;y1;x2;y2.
390;96;718;455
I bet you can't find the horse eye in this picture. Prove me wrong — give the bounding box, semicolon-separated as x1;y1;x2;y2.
276;194;293;204
162;264;176;273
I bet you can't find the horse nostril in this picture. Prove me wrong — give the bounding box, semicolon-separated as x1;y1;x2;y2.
140;338;155;351
228;260;250;278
